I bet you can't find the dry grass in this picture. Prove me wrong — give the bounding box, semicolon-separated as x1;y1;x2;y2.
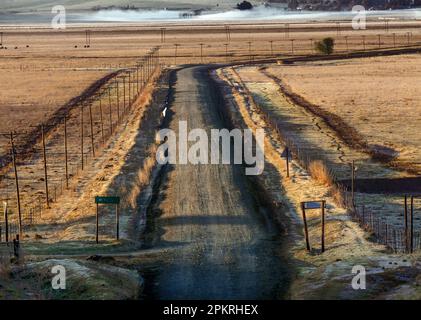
329;185;346;208
308;160;334;186
1;22;420;139
126;144;158;209
0;252;11;279
267;54;421;174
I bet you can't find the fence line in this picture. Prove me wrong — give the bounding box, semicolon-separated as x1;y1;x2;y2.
234;70;419;254
0;47;161;240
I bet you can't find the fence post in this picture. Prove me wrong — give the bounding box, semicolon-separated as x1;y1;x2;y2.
108;87;113;134
404;195;408;253
116;203;120;241
301;202;311;252
351;160;355;208
115;79;120;122
99;98;105;144
136;65;140;94
89;104;95;157
128;72;132;105
3;201;8;243
64;117;69;189
41;124;50;208
123;76;126;112
96;203;99;244
321;200;326;253
385;223;388;247
10;132;22;236
13;234;20;262
410;196;414;253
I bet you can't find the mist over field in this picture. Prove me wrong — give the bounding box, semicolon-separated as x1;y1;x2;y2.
80;6;421;22
0;0;237;12
0;0;420;24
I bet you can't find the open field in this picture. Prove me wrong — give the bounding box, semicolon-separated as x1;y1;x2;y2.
260;55;421;241
0;43;160;240
0;18;421;300
266;54;421;175
230;57;421;250
1;21;420;136
216;65;421;299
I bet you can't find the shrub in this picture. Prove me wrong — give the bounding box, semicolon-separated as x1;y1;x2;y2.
308;160;334;186
315;37;335;55
237;1;253;10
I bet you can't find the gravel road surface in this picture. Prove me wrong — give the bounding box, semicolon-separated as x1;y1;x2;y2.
142;66;289;300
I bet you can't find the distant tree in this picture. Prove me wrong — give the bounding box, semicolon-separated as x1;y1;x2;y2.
315;37;335;55
288;0;299;9
237;1;254;10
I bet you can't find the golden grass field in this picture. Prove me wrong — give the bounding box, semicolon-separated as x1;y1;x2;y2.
0;21;419;235
231;56;421;235
1;21;420;135
0;17;420;299
267;54;421;174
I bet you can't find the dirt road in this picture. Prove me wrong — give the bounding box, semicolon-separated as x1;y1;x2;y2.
141;66;290;300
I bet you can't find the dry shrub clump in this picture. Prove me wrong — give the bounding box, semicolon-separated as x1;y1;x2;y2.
308;160;334;186
127;144;158;209
329;186;346;208
0;251;11;279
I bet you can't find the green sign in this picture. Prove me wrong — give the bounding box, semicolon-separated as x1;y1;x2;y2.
95;196;120;205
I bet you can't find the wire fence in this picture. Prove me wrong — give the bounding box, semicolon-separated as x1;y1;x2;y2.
235;70;420;254
0;47;161;241
158;31;421;65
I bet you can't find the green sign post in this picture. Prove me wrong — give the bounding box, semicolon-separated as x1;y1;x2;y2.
95;196;121;243
95;196;120;205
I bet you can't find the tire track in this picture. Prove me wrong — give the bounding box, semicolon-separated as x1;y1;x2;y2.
141;65;290;300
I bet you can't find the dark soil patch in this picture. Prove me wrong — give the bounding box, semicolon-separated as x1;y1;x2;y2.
338;177;421;194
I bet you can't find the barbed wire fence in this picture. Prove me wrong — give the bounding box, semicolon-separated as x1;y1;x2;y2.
234;70;420;254
0;47;161;242
160;30;421;65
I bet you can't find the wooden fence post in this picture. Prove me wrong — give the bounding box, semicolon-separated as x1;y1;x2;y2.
301;202;311;252
351;160;355;207
96;202;99;244
10;132;22;236
108;87;113;134
64;117;69;189
404;195;408;253
116;203;120;240
3;201;9;242
136;65;140;94
385;223;388;247
99;98;105;144
321;200;326;253
80;105;84;170
123;76;126;112
128;72;132;105
410;195;414;253
41;124;50;208
115;80;120;122
89;104;95;157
